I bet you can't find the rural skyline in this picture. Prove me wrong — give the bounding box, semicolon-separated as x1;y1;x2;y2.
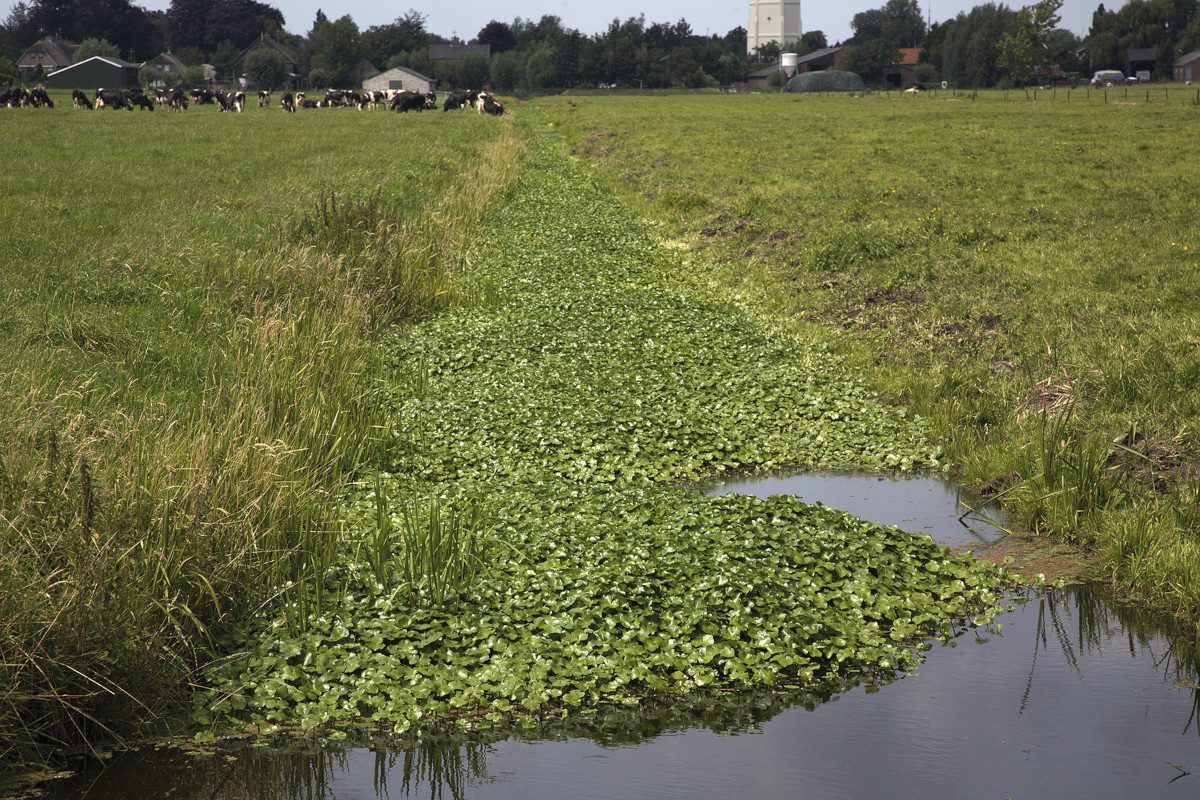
15;0;1101;44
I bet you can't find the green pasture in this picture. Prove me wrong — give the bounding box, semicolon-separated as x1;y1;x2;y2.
538;91;1200;617
0;96;517;762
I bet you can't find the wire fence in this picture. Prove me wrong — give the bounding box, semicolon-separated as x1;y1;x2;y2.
869;85;1200;106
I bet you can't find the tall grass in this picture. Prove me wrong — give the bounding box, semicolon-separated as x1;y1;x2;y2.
0;123;523;764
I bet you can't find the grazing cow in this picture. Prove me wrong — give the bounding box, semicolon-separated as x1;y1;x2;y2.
71;88;93;109
323;89;348;107
2;86;30;107
154;88;170;106
27;87;53;107
231;91;246;112
258;90;270;108
390;90;434;112
475;91;505;116
190;88;217;105
280;91;295;113
168;89;188;111
95;88;133;110
443;91;469;111
362;90;387;109
129;90;155;110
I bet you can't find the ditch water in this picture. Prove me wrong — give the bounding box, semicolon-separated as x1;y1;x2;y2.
42;473;1200;799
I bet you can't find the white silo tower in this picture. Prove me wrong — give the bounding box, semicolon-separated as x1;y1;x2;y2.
747;0;801;55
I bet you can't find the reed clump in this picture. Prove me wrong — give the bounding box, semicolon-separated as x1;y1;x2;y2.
0;124;523;764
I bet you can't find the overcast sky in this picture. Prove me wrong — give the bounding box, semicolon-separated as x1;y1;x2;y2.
22;0;1104;42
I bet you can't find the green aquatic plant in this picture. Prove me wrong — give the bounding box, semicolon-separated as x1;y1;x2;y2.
200;130;1002;736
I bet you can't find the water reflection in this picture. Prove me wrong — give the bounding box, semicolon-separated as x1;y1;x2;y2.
46;587;1200;799
700;471;1008;548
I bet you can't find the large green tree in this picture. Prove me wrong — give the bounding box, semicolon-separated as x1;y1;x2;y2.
73;36;120;61
244;47;286;88
997;0;1064;85
306;11;360;86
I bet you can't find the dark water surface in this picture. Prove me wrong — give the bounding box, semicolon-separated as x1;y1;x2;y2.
702;471;1008;548
42;474;1200;799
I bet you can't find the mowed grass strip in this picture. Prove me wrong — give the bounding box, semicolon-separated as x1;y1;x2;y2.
0;97;522;762
539;92;1200;619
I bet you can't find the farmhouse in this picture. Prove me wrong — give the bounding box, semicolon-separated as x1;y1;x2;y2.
45;55;139;89
17;37;78;80
352;57;379;83
233;32;300;88
363;66;435;93
1174;51;1200;83
142;52;186;87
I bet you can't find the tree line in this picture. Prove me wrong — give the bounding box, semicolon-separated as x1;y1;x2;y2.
2;0;1198;90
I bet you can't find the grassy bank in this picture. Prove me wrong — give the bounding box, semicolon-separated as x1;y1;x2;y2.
537;92;1200;620
200;126;1003;736
0;98;522;763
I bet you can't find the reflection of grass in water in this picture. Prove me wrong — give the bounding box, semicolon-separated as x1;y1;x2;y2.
1023;586;1200;736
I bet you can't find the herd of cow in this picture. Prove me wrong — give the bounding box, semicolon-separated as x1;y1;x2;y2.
2;84;506;116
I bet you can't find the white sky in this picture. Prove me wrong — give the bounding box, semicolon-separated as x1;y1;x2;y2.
12;1;1103;43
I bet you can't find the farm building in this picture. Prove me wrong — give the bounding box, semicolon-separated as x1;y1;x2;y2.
1174;51;1200;83
45;55;139;89
17;37;78;80
363;66;435;93
1126;48;1157;81
883;48;923;88
429;44;491;61
746;64;785;89
794;47;844;73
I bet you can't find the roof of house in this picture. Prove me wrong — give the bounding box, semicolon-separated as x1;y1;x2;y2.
895;48;923;66
746;64;783;79
371;65;435;83
1175;50;1200;67
428;43;491;60
144;52;186;72
19;36;78;66
795;47;841;65
237;32;298;66
46;55;138;78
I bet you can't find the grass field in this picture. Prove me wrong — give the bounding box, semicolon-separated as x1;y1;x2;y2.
538;91;1200;620
6;87;1200;766
0;93;521;762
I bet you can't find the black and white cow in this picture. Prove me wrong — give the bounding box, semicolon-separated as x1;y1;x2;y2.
443;91;470;111
128;89;155;110
362;90;387;110
258;90;271;108
2;86;30;107
95;88;133;110
390;90;436;112
475;91;505;116
190;88;217;105
71;88;93;109
168;88;188;111
26;87;53;107
280;91;295;113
